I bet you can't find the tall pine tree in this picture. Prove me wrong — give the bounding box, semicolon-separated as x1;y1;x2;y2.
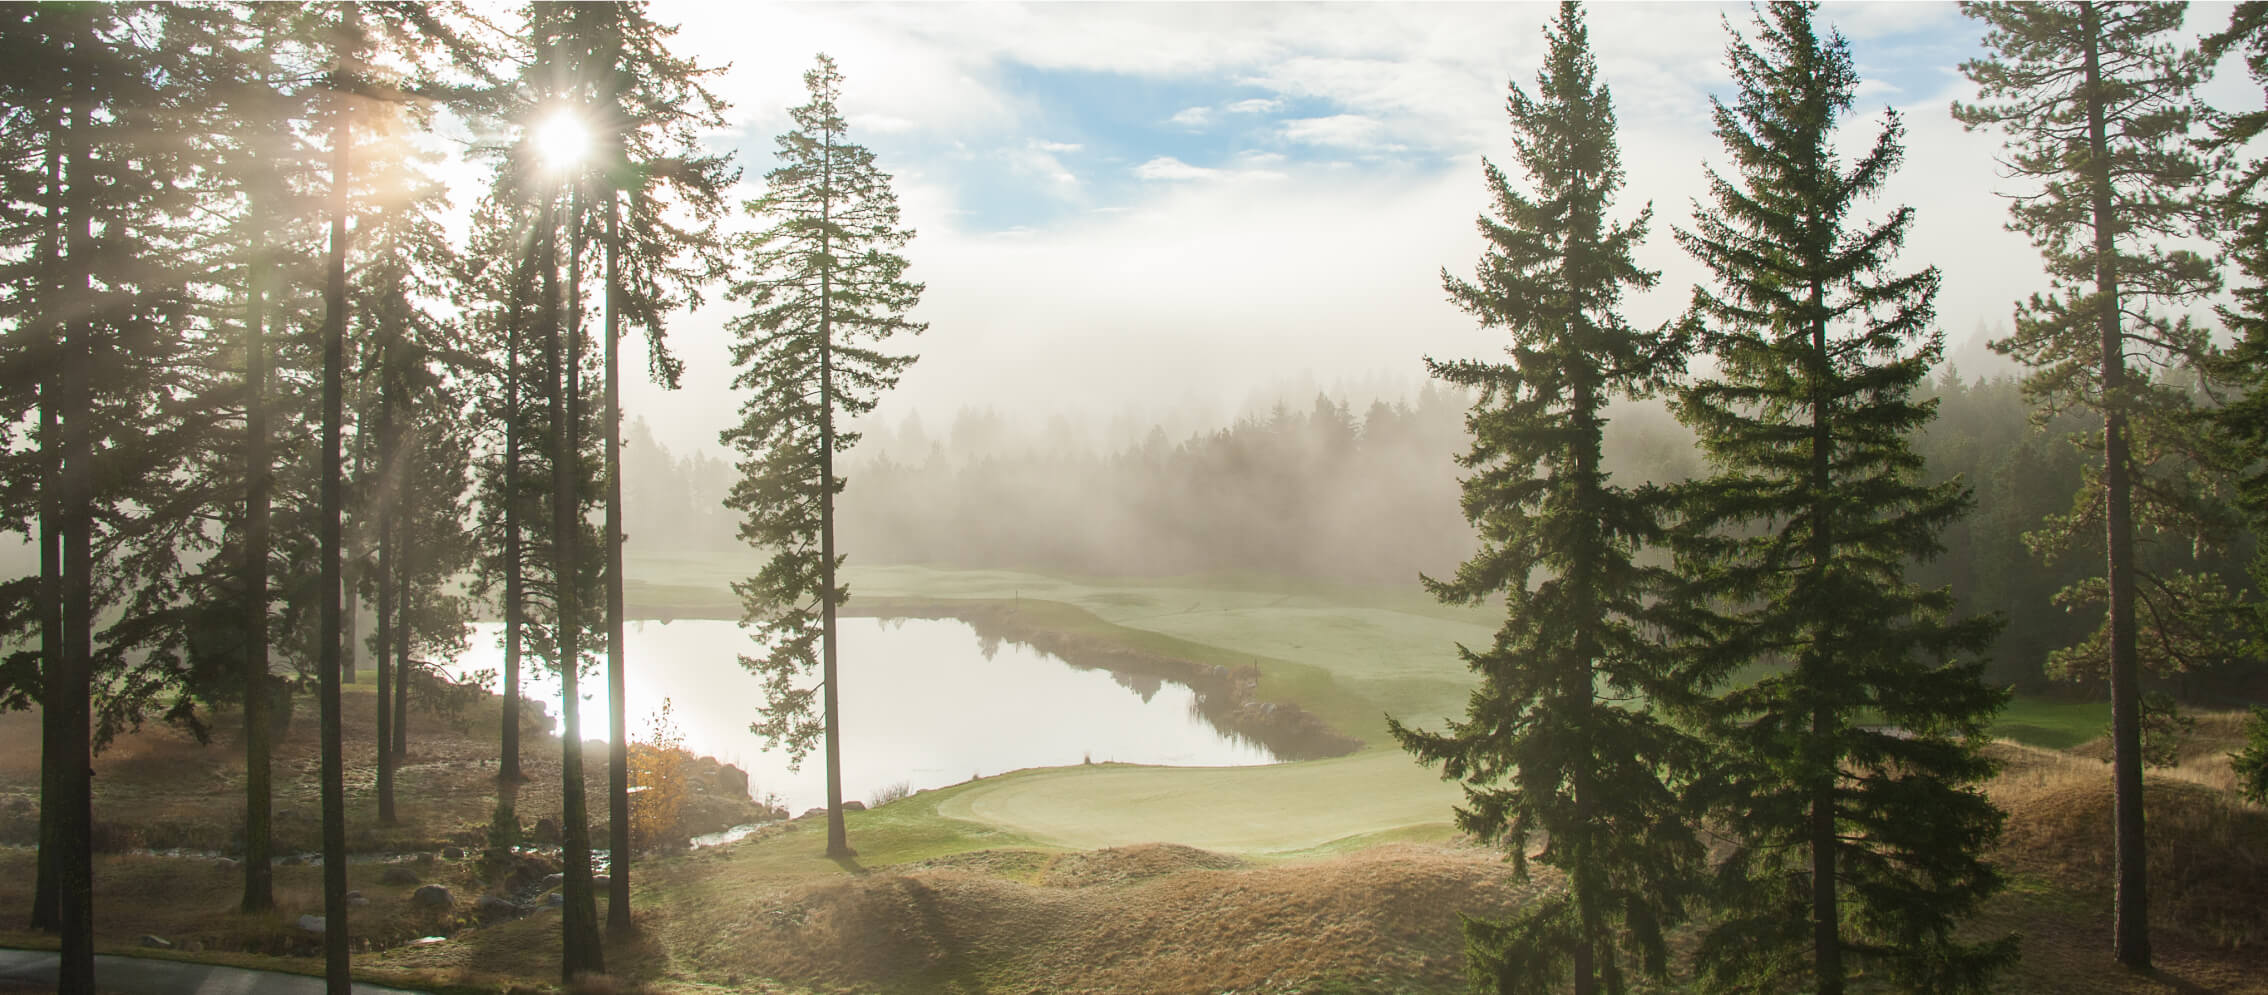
1675;5;2011;992
1955;2;2229;970
1386;6;1698;993
726;53;923;859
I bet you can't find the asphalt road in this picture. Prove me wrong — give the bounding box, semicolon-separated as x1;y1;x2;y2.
0;949;427;995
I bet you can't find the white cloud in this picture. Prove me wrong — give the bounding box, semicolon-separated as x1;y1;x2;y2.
1007;145;1082;198
1032;139;1085;153
1225;97;1284;114
1169;106;1215;128
1279;114;1396;151
1134;156;1219;182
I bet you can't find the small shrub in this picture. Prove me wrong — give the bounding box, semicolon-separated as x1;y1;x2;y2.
486;796;521;852
628;700;691;851
2234;706;2268;805
868;780;912;808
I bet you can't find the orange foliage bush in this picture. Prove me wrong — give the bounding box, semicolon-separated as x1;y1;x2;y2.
628;699;692;852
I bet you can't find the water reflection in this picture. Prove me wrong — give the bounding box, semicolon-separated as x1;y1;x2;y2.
442;616;1276;812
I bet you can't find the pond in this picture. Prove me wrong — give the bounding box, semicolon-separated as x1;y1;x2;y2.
441;616;1278;812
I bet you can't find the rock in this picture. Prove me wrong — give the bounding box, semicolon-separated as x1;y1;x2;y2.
799;808;826;820
475;895;520;921
345;891;369;907
279;854;304;867
213;858;239;873
139;935;172;950
541;872;564;890
545;890;564;907
841;800;866;812
296;914;325;934
715;763;749;799
532;817;562;844
380;866;419;886
412;885;453;909
442;845;464;860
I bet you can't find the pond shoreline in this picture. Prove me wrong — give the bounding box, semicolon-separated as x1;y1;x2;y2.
844;596;1364;762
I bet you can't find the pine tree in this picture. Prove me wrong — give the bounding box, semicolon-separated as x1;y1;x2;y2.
726;53;924;859
1384;6;1697;993
0;8;204;985
548;0;734;932
1675;6;2012;992
2205;6;2268;656
1954;2;2230;970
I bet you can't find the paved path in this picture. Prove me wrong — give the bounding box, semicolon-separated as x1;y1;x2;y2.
0;949;425;995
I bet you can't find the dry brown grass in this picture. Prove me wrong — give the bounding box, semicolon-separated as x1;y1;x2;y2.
1973;735;2268;993
603;839;1538;995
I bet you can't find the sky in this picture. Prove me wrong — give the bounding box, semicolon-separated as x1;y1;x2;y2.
600;1;2253;460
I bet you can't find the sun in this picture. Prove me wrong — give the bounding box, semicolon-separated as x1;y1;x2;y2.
533;108;588;172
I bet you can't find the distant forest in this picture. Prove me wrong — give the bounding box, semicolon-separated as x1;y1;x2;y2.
622;369;2259;695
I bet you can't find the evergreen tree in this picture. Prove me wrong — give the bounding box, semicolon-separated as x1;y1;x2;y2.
0;7;205;984
1955;2;2231;969
548;0;734;932
1385;6;1697;993
726;53;924;859
2205;6;2268;654
1675;6;2011;992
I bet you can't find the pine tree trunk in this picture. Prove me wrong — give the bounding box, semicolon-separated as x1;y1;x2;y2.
819;212;849;860
242;212;276;912
502;258;526;784
394;482;413;773
1809;287;1843;995
604;189;632;935
2080;1;2151;970
553;184;606;982
1569;374;1600;995
56;64;96;995
317;57;355;995
30;122;62;937
394;426;412;760
376;366;396;827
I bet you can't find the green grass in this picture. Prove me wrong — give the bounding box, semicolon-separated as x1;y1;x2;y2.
1991;697;2111;750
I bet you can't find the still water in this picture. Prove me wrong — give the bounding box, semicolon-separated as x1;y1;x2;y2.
441;616;1276;812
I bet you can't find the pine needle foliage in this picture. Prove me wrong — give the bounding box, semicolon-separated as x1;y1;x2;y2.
725;54;924;858
1386;7;1697;994
1672;5;2012;992
2204;5;2268;662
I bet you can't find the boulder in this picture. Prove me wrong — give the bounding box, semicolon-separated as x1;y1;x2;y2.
139;935;172;950
442;845;465;860
841;800;866;812
279;854;304;867
412;885;454;909
345;891;369;907
541;872;564;890
715;763;749;799
799;808;826;820
532;817;562;844
379;866;419;886
296;914;325;934
212;858;239;874
545;890;564;907
475;895;520;921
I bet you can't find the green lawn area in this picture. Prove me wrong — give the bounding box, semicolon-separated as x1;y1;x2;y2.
1991;696;2111;750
